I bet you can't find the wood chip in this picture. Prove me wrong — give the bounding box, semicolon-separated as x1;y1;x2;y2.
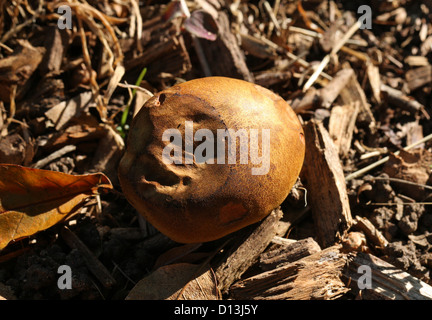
405;65;432;92
353;216;389;249
200;12;253;81
259;237;321;271
230;245;349;300
303;120;353;247
345;252;432;300
328;101;360;157
213;208;283;293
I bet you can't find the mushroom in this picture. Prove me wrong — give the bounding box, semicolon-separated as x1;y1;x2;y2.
118;76;305;243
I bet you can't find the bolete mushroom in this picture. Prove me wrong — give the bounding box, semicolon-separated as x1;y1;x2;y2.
118;76;305;243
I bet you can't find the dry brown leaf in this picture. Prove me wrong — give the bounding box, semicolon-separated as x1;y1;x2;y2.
0;164;112;250
125;263;219;300
382;149;432;200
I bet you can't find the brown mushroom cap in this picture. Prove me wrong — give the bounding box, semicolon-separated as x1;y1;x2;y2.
118;76;305;243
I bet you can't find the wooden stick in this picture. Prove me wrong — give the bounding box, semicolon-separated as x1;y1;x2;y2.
61;227;116;288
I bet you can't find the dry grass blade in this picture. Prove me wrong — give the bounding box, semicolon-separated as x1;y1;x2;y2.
303;20;361;92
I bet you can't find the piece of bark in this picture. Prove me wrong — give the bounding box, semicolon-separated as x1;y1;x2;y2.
240;33;278;60
366;63;381;103
405;65;432;92
303;120;353;248
200;12;253;81
125;36;191;79
353;216;389;250
405;120;425;147
319;68;354;108
230;245;349;300
290;69;354;112
328;101;360;158
39;27;68;75
213;208;283;294
259;237;321;271
381;84;430;119
290;87;322;112
344;251;432;300
61;227;116;288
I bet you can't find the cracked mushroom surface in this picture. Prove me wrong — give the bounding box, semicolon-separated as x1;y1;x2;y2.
118;76;305;243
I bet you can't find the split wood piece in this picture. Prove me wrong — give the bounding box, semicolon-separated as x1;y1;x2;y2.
39;27;68;75
338;64;376;132
303;120;353;248
366;63;381;103
405;65;432;92
259;237;321;271
199;12;254;82
230;245;349;300
319;68;354;109
344;251;432;300
240;33;278;60
328;101;360;158
352;216;389;250
61;226;116;288
213;208;283;294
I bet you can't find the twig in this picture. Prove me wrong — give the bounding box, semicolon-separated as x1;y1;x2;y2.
264;1;281;34
303;20;361;92
130;0;143;52
1;5;43;43
372;176;432;191
367;202;432;206
32;145;77;169
61;226;116;288
345;133;432;181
